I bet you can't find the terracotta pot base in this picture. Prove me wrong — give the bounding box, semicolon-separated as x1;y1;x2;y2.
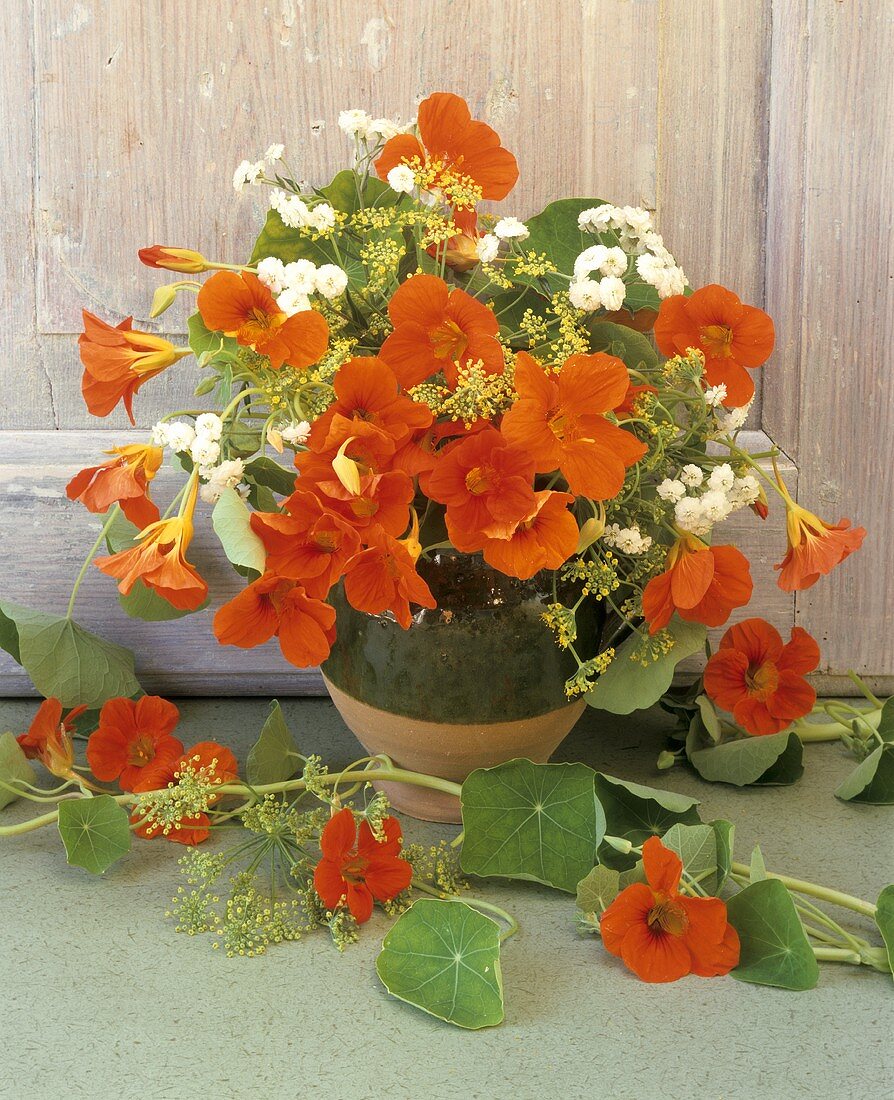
323;674;586;823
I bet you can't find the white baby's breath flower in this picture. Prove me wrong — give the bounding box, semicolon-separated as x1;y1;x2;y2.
599;247;628;278
368;117;403;141
338;109;372;139
150;422;170;447
674;496;710;536
603;523;652;555
635;252;666;285
728;475;761;508
657;478;686;503
190;438;220;467
707;463;735;493
476;234;500;264
714;399;754;434
264;144;285;164
314;264;349;299
598;276;626;312
281;420;312;446
700;489;733;524
704;383;728;407
233;160;264;193
574;245;609;279
308;203;336;232
276;287;312;316
256;256;288;294
578;204;616;232
493;217;529;241
195;413;223;442
568;278;603;312
198;458;246;504
386;165;416;194
680;464;704;488
270;189;311;228
162;422;196;453
282;259;318;295
619;206;654;237
654;265;687;298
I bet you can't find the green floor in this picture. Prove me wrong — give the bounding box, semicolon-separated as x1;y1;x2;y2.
1;697;891;1100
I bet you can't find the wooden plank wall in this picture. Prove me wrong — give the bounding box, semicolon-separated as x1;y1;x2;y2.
0;0;889;694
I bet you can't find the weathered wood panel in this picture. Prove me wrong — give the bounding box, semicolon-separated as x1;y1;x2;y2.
763;0;894;676
0;429;799;696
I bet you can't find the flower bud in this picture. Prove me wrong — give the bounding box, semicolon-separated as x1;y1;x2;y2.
149;284;178;318
139;245;209;273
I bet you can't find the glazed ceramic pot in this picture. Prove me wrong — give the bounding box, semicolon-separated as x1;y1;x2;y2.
321;550;608;822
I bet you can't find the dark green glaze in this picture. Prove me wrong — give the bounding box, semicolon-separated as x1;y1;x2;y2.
323;551;610;724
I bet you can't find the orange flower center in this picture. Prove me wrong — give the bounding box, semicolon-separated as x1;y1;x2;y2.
342;854;369;885
548;408;579;442
350;496;379;519
745;660;779;699
237;308;283;347
647;897;688;936
465;464;496;495
430;318;468;362
313;530;338;553
700;324;735;358
128;734;156;767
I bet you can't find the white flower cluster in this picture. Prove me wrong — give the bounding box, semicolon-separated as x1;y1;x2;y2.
493;217;529;241
712;398;754;435
269;189;337;234
387;165;416;194
153;416;248;503
281;420;311;446
476;234;500;263
568;243;629;313
233;144;284;193
577;203;686;300
602;523;653;555
657;462;761;536
337;109;405;142
199;459;246;504
256;256;348;315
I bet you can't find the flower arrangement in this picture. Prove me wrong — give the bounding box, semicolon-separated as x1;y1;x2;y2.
1;93;892;1029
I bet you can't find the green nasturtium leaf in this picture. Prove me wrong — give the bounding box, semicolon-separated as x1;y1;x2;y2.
873;885;894;975
835;743;894;804
0;601;141;709
749;845;768;883
246;701;301;785
212;487;267;575
243;456;297;498
461;759;602;892
187;312;238;363
726;879;819;991
576;864;622;917
688;729;804;787
875;697;894;742
57;795;132;874
376;899;504;1030
586;618;707;715
0;732;37;810
318;169;398;214
518;197;609;292
585;320;658;371
661;820;733;896
595;773;701;870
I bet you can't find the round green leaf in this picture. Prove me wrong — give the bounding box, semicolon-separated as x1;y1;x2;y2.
376;899;504;1030
519;197;609;290
461;759;602;892
576;864;622;916
595;773;701;870
0;731;37;810
246;701;301;785
661;821;733;896
586;618;707;715
585;320;659;370
835;743;894;804
726;879;819;990
57;795;132;875
688;730;804;787
212;487;267;574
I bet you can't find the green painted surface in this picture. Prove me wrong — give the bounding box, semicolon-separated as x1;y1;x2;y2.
0;696;892;1100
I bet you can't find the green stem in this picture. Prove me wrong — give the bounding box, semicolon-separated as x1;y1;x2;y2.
66;505;120;618
729;861;876;919
812;947;863;965
846;670;883;709
412;879;519;943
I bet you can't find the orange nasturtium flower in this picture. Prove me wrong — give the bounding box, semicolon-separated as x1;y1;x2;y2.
654;284;775;408
704;618;820;736
343;527;437;629
425;426;536;552
66;443;163;530
379;273;505;388
197;270;329;370
131;740;239;845
641;534;753;635
500;351;647;500
214;574;337;668
17;698;87;779
79;310;190;424
375;91;519;204
482;490;579;580
313;807;413;924
774;483;866;592
86;695;185;792
138;245;210;273
94;475;208;611
600;836;740;983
